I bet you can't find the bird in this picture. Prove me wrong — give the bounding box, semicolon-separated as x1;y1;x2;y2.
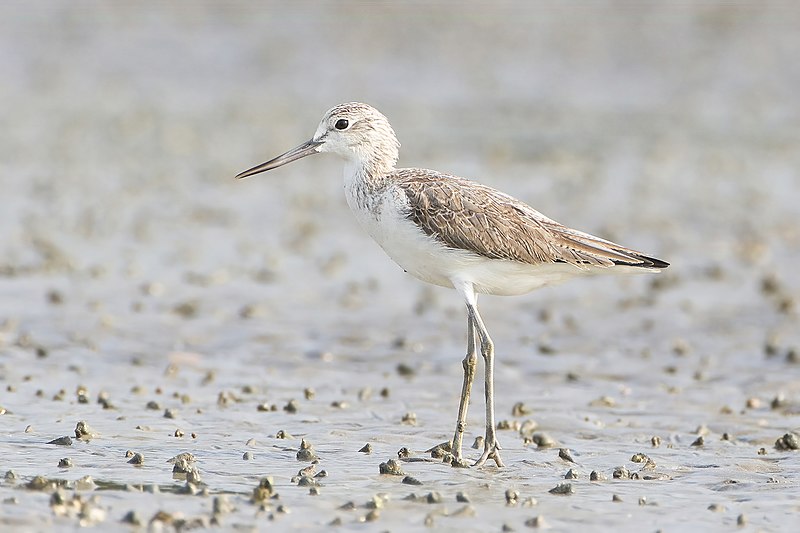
235;102;668;468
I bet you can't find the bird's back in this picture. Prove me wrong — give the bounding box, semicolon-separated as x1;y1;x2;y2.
391;168;668;272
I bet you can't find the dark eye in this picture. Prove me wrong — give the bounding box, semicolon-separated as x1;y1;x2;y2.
334;118;349;130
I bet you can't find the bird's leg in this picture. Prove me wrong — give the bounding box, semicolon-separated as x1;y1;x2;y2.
468;303;505;468
451;314;478;468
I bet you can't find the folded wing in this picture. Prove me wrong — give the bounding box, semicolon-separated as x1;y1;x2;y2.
395;169;668;270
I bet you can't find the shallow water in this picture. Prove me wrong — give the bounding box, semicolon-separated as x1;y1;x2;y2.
1;1;799;531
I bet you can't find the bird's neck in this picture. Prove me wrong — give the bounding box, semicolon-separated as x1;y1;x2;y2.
344;155;394;192
342;157;395;218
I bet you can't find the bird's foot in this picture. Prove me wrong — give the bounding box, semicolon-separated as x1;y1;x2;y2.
449;441;470;468
473;439;504;467
450;455;470;468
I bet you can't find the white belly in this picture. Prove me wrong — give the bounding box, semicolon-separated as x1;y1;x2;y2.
344;184;588;296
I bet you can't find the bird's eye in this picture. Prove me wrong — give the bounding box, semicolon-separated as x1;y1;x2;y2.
334;118;349;130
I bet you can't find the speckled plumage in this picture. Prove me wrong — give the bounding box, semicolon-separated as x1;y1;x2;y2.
394;168;666;269
236;102;668;468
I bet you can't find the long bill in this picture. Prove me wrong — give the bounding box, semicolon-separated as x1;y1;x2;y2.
235;138;323;179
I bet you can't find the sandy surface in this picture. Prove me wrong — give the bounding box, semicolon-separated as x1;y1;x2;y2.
1;1;799;531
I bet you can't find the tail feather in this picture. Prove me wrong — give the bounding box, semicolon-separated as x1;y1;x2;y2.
614;253;669;269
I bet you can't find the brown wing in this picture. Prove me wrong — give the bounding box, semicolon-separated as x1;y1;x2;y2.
394;168;668;269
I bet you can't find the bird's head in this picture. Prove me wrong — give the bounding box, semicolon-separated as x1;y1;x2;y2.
235;102;400;179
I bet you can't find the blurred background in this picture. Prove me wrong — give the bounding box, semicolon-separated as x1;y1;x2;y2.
1;1;797;355
1;1;799;528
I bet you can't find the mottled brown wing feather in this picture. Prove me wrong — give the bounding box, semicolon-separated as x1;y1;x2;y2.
394;169;667;269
